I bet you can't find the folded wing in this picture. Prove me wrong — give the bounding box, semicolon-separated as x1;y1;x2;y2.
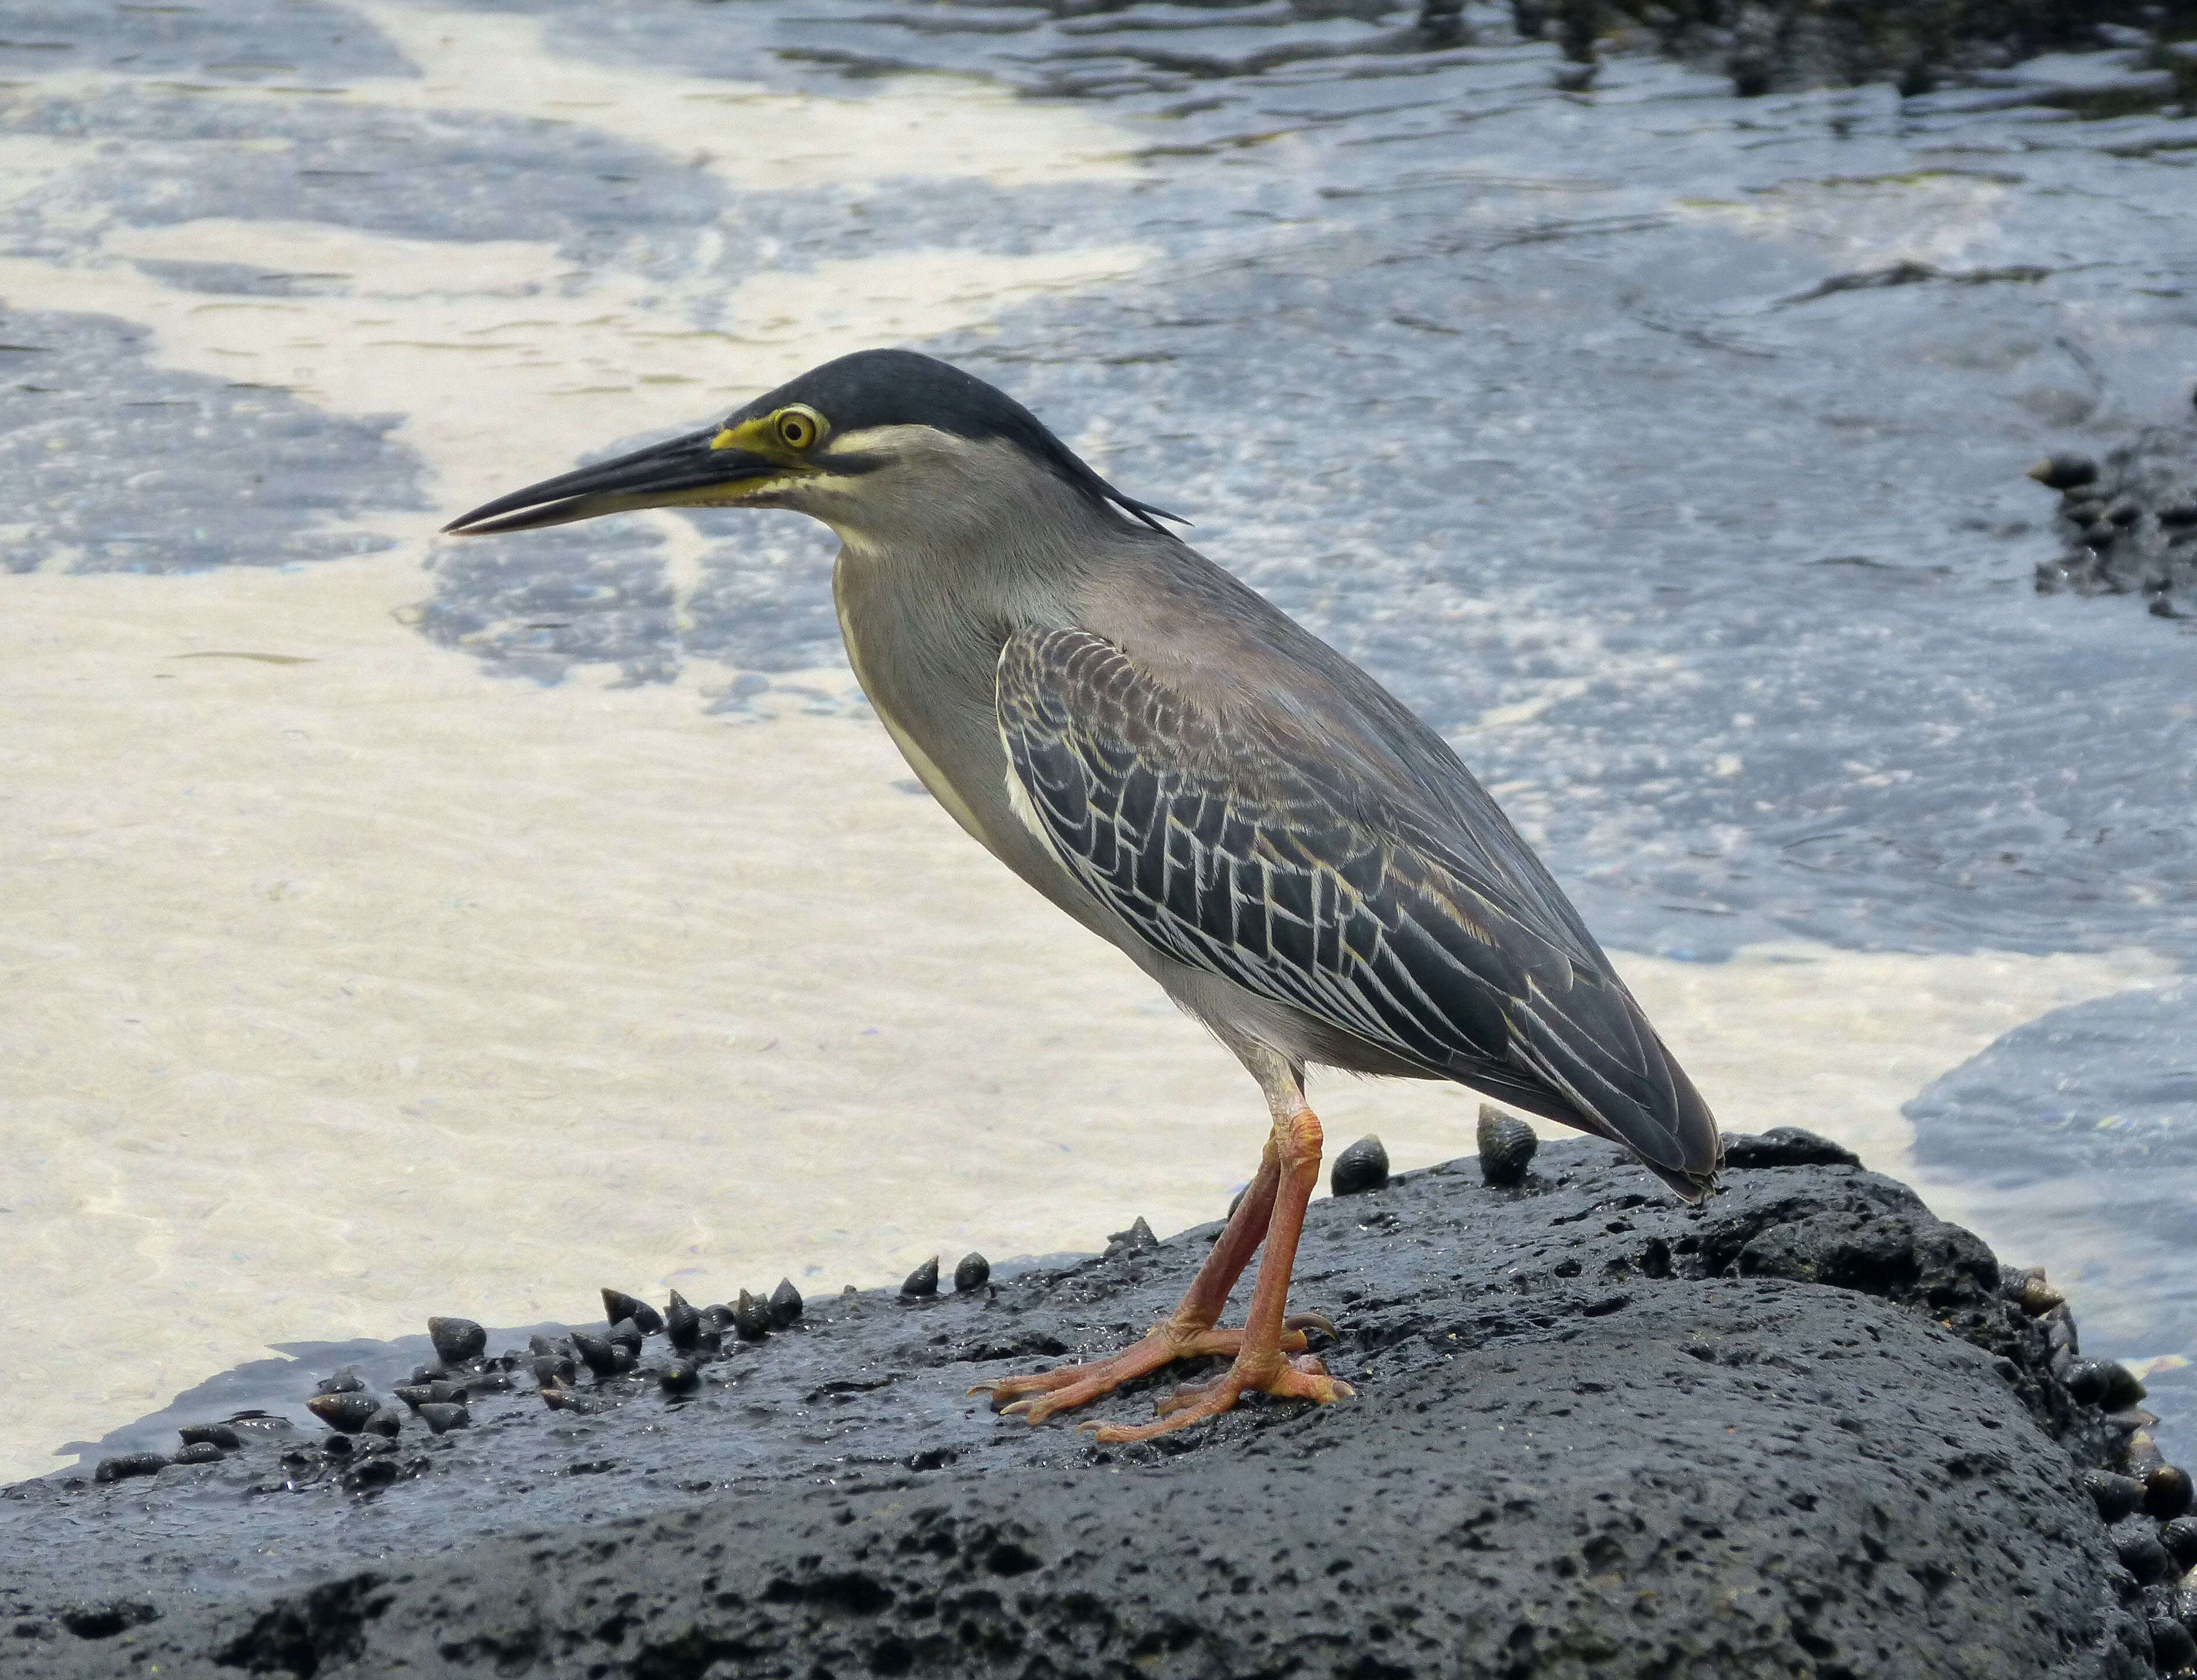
997;627;1719;1200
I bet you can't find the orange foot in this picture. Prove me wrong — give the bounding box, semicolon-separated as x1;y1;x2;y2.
1083;1352;1355;1443
969;1313;1334;1428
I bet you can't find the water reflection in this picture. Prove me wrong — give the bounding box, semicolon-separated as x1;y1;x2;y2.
2;0;2194;1480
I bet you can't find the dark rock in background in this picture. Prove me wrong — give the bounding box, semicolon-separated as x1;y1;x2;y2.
2031;421;2197;621
1;1138;2187;1677
1580;0;2194;96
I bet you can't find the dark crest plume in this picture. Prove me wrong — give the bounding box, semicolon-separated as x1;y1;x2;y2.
738;349;1185;533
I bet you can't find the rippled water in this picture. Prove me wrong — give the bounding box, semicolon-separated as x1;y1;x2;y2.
3;0;2194;1481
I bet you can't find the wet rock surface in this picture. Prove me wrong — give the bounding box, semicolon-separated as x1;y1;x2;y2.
3;1137;2189;1677
2031;419;2197;620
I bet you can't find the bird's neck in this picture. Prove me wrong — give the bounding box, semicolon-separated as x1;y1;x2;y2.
829;543;1123;940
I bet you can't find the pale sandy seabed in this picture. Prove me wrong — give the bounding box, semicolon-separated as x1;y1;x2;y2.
0;1;2181;1485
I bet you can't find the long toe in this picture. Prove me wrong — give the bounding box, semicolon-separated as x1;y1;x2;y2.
970;1322;1253;1423
1152;1373;1233;1421
969;1372;1082;1410
1008;1371;1153;1426
966;1301;1323;1426
1083;1353;1355;1444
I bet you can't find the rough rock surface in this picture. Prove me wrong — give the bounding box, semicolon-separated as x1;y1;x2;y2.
1;1136;2186;1678
2032;420;2197;621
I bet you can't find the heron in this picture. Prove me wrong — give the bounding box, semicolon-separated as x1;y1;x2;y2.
445;348;1721;1442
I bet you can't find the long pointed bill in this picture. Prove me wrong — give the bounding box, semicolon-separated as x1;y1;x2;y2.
442;426;786;535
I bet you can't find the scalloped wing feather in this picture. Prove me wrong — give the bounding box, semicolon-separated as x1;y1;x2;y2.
997;627;1719;1200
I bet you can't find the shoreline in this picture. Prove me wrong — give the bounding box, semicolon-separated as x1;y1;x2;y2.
6;1133;2192;1677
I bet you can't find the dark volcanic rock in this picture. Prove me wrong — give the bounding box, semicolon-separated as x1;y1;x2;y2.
2033;419;2197;620
0;1140;2170;1678
1720;1125;1861;1168
1597;0;2175;97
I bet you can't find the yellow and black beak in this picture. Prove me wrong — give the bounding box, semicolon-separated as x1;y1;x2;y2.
442;425;786;536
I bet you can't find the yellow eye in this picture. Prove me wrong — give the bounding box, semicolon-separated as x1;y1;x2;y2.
774;407;824;451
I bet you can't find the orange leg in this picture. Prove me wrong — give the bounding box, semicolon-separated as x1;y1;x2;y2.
969;1052;1353;1436
969;1137;1291;1423
1085;1077;1353;1441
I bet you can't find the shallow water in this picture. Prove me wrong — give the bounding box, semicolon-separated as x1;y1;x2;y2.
2;0;2194;1484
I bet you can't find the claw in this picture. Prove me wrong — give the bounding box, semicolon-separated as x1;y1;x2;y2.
1284;1311;1338;1341
1289;1351;1353;1397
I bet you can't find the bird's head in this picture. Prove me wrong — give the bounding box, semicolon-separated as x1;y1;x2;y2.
442;348;1179;549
